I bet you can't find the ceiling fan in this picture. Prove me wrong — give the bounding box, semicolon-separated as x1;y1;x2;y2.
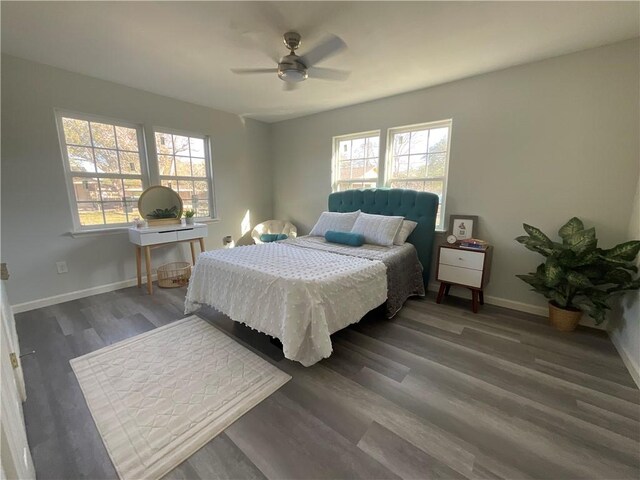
231;31;350;90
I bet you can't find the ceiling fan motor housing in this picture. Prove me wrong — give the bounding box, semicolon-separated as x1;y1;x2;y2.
278;54;308;82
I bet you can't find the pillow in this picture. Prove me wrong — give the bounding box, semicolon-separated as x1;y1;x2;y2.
260;233;288;243
394;220;418;245
325;230;365;247
309;210;360;237
350;212;404;247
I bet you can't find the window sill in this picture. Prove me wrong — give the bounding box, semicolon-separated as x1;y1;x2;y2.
69;218;219;238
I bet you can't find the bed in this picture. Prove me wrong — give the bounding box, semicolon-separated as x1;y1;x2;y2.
185;189;439;366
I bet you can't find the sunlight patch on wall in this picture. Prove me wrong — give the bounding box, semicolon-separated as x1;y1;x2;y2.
241;210;251;236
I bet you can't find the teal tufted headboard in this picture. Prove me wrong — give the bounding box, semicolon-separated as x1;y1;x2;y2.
328;188;439;288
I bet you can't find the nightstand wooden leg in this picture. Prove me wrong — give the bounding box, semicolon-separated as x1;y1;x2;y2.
135;246;142;288
436;283;446;304
444;284;451;296
190;241;197;265
199;238;205;253
471;290;479;313
144;246;152;295
479;290;484;305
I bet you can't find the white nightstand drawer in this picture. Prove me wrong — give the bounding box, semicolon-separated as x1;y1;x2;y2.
137;230;178;246
440;248;484;271
437;264;483;288
177;226;207;241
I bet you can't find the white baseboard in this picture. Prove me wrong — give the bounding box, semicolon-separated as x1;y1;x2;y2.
609;330;640;388
426;284;548;317
11;275;157;314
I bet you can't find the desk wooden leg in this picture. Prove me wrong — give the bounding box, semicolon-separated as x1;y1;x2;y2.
436;283;446;304
190;241;197;265
199;238;205;253
479;290;484;305
444;284;451;296
144;246;153;295
135;246;142;288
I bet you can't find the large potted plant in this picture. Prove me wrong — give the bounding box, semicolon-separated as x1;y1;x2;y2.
516;217;640;331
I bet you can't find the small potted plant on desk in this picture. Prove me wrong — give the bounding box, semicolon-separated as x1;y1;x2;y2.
184;209;195;225
516;217;640;331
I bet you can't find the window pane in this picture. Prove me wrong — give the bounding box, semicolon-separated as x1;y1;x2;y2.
115;126;139;152
62;118;91;146
68;146;95;172
408;154;427;178
424;180;444;200
366;137;379;158
155;132;173;154
427;153;447;178
175;156;191;177
190;137;205;158
73;177;100;201
78;202;104;226
94;148;119;174
173;135;190;156
393;133;410;156
123;179;143;203
339;140;351;160
351;159;365;178
428;127;448;153
191;157;206;177
193;199;210;217
161;179;175;190
120;151;141;174
392;155;409;178
158;155;175;175
99;178;124;201
351;138;365;159
90;122;116;149
102;202;128;224
176;180;194;205
410;130;428;154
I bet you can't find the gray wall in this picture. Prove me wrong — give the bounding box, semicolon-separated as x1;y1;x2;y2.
1;55;273;305
609;177;640;384
271;39;640;313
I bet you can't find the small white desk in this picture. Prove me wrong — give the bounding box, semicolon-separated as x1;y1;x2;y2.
128;223;208;295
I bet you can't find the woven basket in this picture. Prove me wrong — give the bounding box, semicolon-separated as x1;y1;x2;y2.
157;262;191;288
548;302;582;332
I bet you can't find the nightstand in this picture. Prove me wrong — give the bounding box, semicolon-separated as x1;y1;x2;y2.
435;244;493;313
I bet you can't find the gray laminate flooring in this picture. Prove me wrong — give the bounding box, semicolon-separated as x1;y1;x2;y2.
15;285;640;479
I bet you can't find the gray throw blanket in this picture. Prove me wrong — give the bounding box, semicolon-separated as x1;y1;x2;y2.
283;236;425;318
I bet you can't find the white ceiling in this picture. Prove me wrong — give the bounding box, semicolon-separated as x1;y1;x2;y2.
2;1;638;122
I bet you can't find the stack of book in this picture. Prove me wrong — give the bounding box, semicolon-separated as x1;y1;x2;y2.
459;238;488;250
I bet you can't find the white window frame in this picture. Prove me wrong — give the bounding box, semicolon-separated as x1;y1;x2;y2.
55;109;150;232
331;130;381;192
152;127;217;221
385;119;453;230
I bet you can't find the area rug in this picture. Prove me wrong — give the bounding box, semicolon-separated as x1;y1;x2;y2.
70;315;290;480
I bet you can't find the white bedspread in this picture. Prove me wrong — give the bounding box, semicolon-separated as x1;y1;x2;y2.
185;241;387;366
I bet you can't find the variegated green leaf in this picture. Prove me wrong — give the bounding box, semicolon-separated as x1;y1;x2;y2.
574;300;606;325
558;217;584;240
566;228;597;254
603;268;633;285
523;224;553;247
544;259;563;287
603;241;640;261
566;271;592;288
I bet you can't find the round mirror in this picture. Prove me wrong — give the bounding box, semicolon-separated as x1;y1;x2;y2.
138;186;183;223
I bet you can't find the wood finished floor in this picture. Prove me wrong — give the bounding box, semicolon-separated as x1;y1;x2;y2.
15;285;640;480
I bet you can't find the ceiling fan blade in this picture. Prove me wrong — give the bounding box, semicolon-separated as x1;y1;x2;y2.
231;68;279;75
308;67;350;81
282;81;299;92
300;34;346;67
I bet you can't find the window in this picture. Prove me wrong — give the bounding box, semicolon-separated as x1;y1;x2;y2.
56;112;147;230
332;131;380;192
386;120;452;229
330;120;452;229
154;130;213;218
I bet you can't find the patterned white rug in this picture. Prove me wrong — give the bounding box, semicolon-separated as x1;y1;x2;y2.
71;315;290;480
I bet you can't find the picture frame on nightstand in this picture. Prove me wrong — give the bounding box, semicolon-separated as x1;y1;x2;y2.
448;214;478;241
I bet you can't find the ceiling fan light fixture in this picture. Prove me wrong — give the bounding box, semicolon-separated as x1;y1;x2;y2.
278;67;308;82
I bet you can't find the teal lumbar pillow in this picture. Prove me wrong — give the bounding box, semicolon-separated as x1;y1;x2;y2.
260;233;288;243
325;230;365;246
